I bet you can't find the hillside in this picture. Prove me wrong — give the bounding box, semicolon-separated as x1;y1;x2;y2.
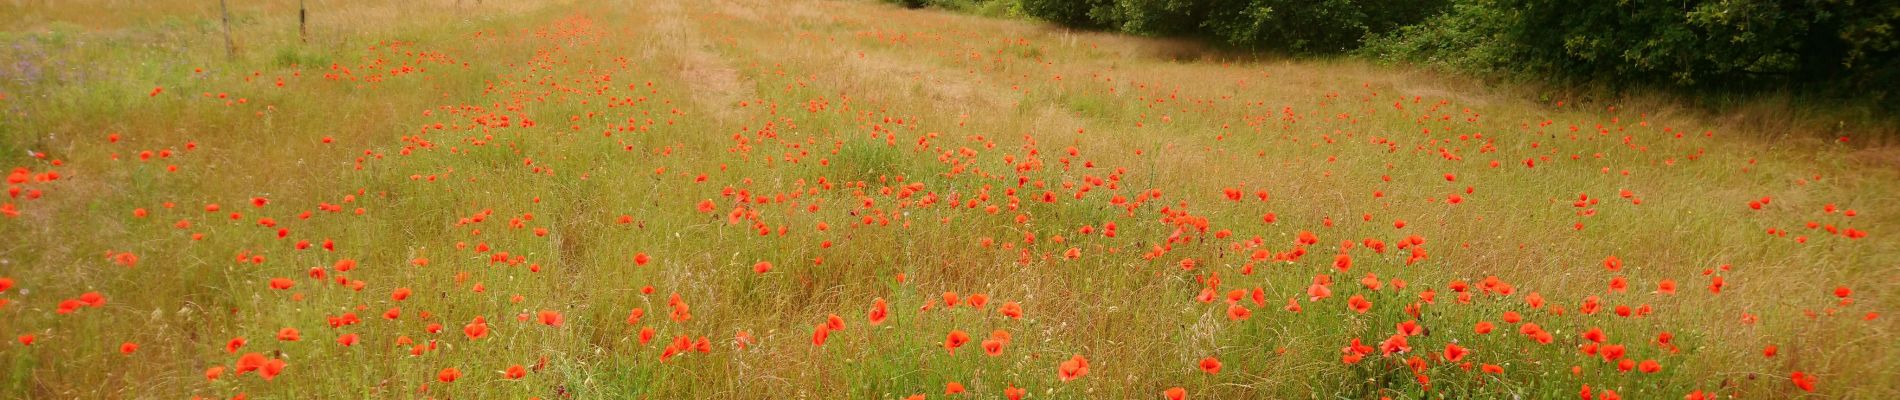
1;0;1895;398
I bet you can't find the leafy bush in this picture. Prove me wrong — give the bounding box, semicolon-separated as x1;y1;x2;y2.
1357;1;1516;73
1205;0;1448;53
884;0;1029;17
918;0;1898;107
1365;0;1900;98
1019;0;1116;28
1015;0;1445;54
879;0;929;9
1093;0;1205;37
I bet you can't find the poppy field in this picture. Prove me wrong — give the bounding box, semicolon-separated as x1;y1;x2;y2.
1;0;1895;398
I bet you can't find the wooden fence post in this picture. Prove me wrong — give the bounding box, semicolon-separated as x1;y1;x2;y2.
220;0;236;60
299;0;308;44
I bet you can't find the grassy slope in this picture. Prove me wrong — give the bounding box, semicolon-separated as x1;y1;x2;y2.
0;0;1895;398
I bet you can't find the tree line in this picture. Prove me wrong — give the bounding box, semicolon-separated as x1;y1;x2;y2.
889;0;1899;104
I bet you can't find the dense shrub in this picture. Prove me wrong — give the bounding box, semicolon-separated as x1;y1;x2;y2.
1017;0;1446;54
879;0;929;9
1019;0;1116;28
1091;0;1204;37
888;0;1032;17
909;0;1898;107
1364;0;1900;98
1203;0;1448;53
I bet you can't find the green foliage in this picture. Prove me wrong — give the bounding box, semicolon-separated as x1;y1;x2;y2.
883;0;1025;17
902;0;1897;109
833;138;905;183
273;45;332;68
1014;0;1446;54
1093;0;1204;37
1357;0;1516;73
1203;0;1449;53
962;0;1023;17
878;0;929;9
1365;0;1900;99
1019;0;1115;28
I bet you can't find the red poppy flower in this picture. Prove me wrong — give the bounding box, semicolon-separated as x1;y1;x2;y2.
1348;295;1372;314
1791;371;1817;392
945;330;970;353
869;298;890;325
1057;354;1090;381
